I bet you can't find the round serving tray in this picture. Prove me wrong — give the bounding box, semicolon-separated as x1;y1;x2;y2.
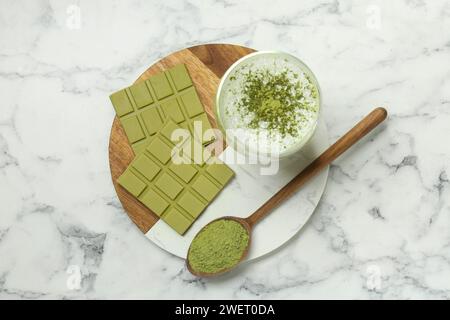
108;44;329;261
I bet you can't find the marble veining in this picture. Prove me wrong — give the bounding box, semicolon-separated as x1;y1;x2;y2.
0;0;450;299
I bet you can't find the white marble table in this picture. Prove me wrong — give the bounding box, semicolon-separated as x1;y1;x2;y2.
1;0;449;299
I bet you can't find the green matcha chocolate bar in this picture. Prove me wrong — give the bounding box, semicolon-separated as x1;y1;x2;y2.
117;119;234;235
110;64;214;155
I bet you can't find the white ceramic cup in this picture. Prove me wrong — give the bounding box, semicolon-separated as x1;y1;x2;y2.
215;51;321;159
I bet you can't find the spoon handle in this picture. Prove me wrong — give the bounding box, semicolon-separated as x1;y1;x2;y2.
245;107;388;227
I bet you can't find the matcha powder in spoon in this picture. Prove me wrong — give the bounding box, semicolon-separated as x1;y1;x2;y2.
188;219;250;274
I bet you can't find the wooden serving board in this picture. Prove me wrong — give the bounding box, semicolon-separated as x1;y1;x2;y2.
108;44;255;233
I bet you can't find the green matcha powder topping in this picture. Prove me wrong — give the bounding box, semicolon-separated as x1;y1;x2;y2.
188;219;249;274
227;67;318;138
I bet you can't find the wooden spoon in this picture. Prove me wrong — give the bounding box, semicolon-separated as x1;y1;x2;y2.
186;107;388;277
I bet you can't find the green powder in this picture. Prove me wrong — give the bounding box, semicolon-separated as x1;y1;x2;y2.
227;67;318;139
188;219;249;274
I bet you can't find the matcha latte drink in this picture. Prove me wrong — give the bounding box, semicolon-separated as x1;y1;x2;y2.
216;52;320;158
